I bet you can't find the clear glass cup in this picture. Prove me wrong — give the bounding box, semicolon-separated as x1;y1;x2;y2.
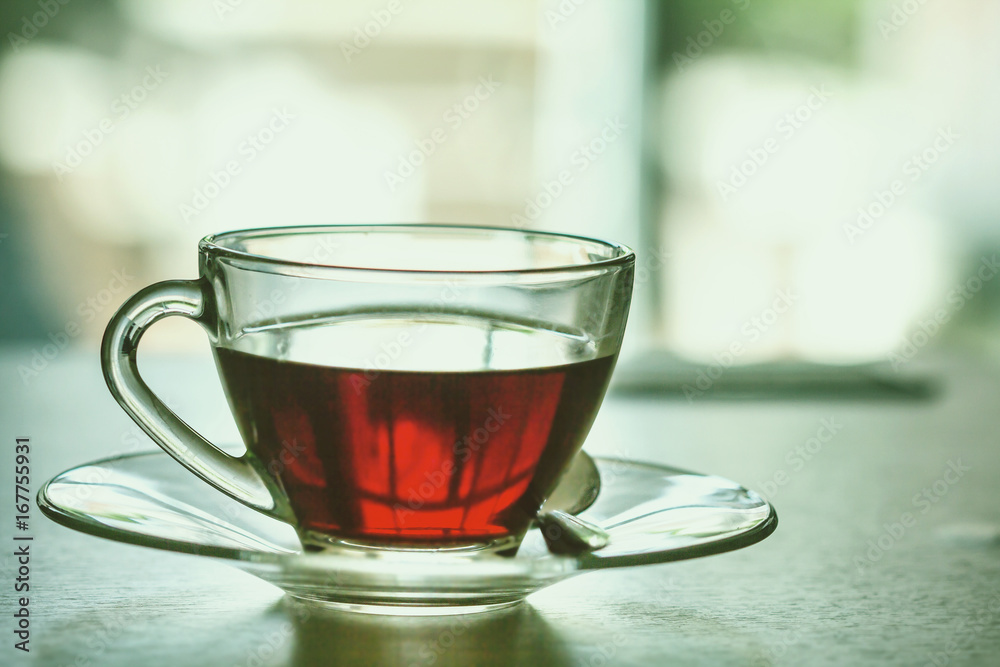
102;224;634;554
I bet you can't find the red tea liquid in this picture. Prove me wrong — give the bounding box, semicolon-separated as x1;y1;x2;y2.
215;346;615;545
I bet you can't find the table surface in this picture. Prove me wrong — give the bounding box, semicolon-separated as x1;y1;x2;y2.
2;345;999;667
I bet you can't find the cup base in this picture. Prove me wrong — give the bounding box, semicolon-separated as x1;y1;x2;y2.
286;595;525;616
299;530;524;557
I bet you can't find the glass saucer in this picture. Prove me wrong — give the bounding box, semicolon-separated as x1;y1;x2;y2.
37;452;777;615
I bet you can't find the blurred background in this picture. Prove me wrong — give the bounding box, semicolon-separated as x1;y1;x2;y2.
2;0;999;393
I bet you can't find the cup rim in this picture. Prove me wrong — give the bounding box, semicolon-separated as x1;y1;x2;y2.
199;224;635;276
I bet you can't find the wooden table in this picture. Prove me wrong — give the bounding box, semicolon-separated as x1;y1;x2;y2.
2;346;999;666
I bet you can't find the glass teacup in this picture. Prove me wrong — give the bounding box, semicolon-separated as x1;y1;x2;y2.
102;225;634;554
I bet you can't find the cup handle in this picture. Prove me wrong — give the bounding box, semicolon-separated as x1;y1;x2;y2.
101;279;294;523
